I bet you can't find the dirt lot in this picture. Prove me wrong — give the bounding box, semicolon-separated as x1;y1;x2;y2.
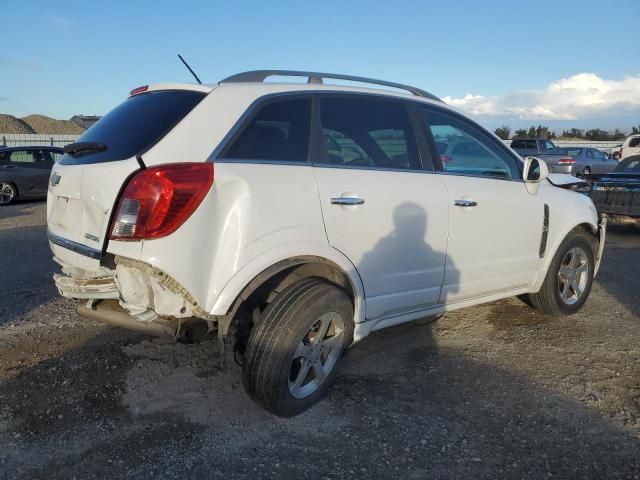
0;202;639;479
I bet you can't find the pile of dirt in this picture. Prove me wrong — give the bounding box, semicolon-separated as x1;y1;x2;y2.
21;114;85;135
0;114;35;134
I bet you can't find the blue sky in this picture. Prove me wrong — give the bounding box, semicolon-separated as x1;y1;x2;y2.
2;0;638;131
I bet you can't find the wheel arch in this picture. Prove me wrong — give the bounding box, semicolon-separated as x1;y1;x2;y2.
534;219;598;292
209;246;366;331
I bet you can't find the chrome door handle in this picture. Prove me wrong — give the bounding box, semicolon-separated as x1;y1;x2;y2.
453;199;477;207
331;197;365;206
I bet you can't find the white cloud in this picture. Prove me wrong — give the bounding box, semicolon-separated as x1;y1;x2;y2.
443;73;640;121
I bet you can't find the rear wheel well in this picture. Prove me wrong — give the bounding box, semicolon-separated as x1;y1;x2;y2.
224;257;355;354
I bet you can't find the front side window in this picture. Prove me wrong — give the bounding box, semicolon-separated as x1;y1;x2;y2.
317;96;420;170
223;98;311;162
420;107;519;179
629;137;640;148
544;140;555;150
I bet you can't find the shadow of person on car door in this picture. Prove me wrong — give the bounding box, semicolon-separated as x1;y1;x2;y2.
349;202;459;370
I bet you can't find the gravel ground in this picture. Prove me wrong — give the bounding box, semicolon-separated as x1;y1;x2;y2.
0;202;639;479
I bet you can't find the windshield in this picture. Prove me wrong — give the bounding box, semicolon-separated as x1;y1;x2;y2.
59;90;206;165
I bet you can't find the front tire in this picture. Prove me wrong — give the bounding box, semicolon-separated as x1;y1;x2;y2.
528;230;596;315
242;278;354;417
581;166;591;176
0;182;17;205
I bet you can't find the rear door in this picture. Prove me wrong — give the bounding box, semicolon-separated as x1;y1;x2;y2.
48;88;208;269
4;150;44;196
30;149;55;195
313;95;449;321
419;105;544;303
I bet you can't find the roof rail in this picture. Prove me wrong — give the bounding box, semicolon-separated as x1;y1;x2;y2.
220;70;441;102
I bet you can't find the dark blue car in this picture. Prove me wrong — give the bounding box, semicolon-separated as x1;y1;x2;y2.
0;146;64;205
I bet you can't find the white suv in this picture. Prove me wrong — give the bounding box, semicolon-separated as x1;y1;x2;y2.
48;71;606;416
620;134;640;160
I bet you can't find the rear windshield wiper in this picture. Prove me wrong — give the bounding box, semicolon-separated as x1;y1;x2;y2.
63;142;108;157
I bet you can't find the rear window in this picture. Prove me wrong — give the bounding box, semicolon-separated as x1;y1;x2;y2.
511;140;537;149
59;90;206;165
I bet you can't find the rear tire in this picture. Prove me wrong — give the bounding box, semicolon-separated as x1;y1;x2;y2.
242;278;354;417
528;230;596;316
0;182;17;205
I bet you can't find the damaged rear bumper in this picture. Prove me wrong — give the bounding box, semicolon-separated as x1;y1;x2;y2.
77;299;178;337
53;255;211;324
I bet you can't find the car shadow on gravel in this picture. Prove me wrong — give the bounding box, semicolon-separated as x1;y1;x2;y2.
0;223;59;326
1;320;639;479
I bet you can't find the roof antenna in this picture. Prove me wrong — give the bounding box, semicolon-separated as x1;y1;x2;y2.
177;54;202;84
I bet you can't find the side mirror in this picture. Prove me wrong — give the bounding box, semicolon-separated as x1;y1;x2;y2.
523;156;549;183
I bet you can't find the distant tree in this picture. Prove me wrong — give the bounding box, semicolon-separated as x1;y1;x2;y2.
514;128;528;138
561;128;584;139
631;125;640;135
535;124;554;139
494;125;511;140
611;129;627;141
527;126;537;138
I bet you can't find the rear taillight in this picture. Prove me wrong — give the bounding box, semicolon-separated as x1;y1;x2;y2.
110;163;213;241
558;157;576;164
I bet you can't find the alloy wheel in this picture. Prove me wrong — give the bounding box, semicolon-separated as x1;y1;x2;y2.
0;183;15;205
558;246;589;305
288;311;345;399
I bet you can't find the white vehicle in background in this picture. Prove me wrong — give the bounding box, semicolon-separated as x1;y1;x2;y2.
620;134;640;160
47;70;606;417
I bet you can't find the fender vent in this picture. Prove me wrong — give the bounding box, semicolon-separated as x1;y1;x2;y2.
539;204;550;258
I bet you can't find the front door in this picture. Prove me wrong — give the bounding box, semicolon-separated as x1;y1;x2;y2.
419;105;544;303
313;95;449;321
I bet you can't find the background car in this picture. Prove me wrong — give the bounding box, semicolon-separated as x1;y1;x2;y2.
620;134;640;160
584;154;640;220
0;146;63;205
534;147;618;175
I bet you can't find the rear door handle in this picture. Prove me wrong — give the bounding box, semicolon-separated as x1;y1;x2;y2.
453;199;477;207
331;197;365;206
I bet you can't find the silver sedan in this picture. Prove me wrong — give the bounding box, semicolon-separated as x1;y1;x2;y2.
538;147;618;175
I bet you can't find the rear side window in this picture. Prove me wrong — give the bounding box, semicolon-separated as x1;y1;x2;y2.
222;98;311;162
59;90;206;165
317;96;419;170
511;139;537;149
8;150;36;165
